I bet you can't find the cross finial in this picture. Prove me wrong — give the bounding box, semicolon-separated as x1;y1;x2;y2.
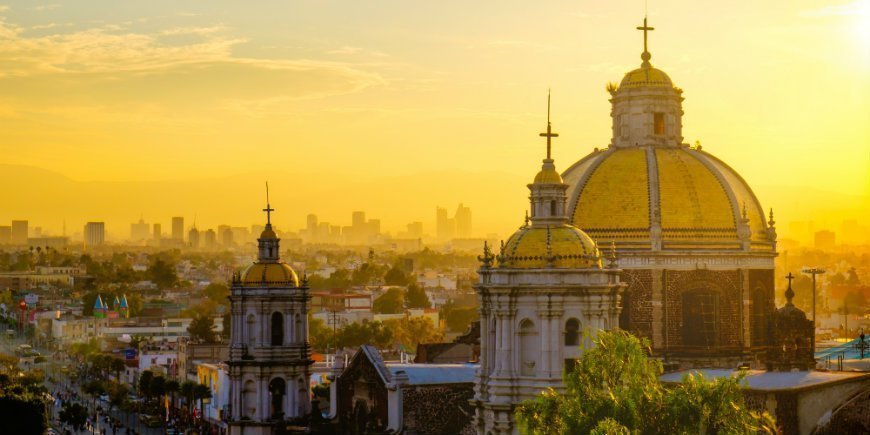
263;182;275;225
784;272;796;305
636;16;655;67
539;89;559;160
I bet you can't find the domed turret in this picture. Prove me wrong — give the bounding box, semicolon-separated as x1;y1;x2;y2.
236;184;300;287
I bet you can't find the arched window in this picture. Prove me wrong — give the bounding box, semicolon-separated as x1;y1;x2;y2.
564;318;580;346
246;314;256;344
519;319;539;376
295;314;303;342
751;284;768;347
269;377;286;420
271;312;284;346
654;113;665;135
550;200;557;216
682;290;719;347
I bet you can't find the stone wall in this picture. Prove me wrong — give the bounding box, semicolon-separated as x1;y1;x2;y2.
663;269;741;348
621;269;653;339
401;383;475;435
336;357;389;434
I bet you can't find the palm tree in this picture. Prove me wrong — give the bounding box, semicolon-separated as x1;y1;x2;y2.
165;379;180;418
138;370;154;404
110;357;126;382
194;383;213;425
180;381;197;424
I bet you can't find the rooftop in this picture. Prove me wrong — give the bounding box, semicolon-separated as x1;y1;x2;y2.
660;369;870;392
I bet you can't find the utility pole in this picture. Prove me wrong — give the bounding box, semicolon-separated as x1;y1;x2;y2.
801;267;826;328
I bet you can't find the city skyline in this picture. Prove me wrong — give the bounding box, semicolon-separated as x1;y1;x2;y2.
0;0;867;240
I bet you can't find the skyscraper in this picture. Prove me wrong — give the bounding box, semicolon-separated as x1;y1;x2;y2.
171;216;184;241
455;203;472;238
0;226;10;244
84;222;105;247
153;223;162;240
188;227;200;249
131;218;150;241
436;207;455;240
11;220;28;245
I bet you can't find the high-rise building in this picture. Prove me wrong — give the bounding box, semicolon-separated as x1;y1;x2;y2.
188;227;200;249
436;207;455;240
455;203;472;238
203;229;217;249
84;222;105;247
171;217;184;241
131;218;150;241
0;226;11;244
307;214;318;233
11;220;28;245
407;221;423;238
219;225;234;247
352;211;366;229
153;223;162;240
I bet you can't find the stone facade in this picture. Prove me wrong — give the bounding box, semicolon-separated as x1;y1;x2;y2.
227;205;312;435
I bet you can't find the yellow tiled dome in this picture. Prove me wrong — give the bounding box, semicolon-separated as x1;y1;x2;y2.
619;66;673;89
564;146;772;251
240;262;299;287
534;167;564;184
500;225;601;269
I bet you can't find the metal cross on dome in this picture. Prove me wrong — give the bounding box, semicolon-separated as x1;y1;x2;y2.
263;182;275;225
637;16;654;54
539;90;559;160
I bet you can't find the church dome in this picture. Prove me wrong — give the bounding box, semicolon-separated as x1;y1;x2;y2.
500;224;601;269
619;66;673;89
562;146;773;251
239;262;299;287
533;165;564;184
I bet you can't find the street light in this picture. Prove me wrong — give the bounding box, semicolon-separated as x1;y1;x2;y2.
801;267;826;328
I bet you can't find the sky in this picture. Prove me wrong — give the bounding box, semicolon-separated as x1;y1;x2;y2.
0;0;867;240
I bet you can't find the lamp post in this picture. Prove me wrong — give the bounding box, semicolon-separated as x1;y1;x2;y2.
801;267;825;329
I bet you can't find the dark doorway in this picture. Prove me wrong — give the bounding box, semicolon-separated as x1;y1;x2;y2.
269;377;286;420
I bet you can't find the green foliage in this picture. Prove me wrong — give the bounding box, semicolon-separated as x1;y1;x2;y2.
372;288;405;314
60;402;88;431
202;283;230;306
384;264;411;286
188;314;218;343
405;283;431;309
441;300;479;333
309;315;333;352
516;329;777;435
147;256;178;288
385;316;444;353
139;370;154;399
335;321;393;349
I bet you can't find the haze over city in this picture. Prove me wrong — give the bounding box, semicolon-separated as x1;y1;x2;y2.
0;0;867;240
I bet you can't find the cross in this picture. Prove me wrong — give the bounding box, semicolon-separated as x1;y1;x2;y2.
785;272;795;286
263;182;275;225
539;90;558;159
636;16;654;54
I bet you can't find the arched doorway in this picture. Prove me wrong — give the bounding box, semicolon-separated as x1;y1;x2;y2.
519;319;539;376
269;377;286;420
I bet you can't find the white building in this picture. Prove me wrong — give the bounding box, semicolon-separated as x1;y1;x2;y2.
472;113;624;434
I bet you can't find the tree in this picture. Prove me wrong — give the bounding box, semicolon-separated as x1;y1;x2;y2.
110;357;126;382
147;257;178;288
180;381;197;422
194;383;213;424
372;288;405;314
384;264;410;286
60;402;88;431
309;316;332;353
387;317;443;352
165;379;180;415
82;380;106;415
516;329;776;435
138;370;154;401
442;303;479;333
335;321;394;349
202;283;230;306
188;315;218;343
406;283;431;309
107;382;129;412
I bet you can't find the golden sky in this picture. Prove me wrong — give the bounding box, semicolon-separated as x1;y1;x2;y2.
0;0;867;240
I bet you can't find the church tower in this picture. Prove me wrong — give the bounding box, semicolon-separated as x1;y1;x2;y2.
472;96;625;435
228;189;312;435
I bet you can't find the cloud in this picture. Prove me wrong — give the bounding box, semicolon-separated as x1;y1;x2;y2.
327;45;389;57
33;4;61;12
0;12;386;113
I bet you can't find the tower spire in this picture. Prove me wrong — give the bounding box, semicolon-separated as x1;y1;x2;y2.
263;182;274;226
636;16;655;68
539;89;559;160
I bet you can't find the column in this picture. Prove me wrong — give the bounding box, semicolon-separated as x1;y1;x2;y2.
550;313;560;378
538;307;550;377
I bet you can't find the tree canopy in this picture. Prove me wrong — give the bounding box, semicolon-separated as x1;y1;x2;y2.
517;329;777;435
372;288;405;314
405;283;431;309
187;315;218;343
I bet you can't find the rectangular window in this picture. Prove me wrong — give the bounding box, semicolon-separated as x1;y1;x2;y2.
654;113;665;135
